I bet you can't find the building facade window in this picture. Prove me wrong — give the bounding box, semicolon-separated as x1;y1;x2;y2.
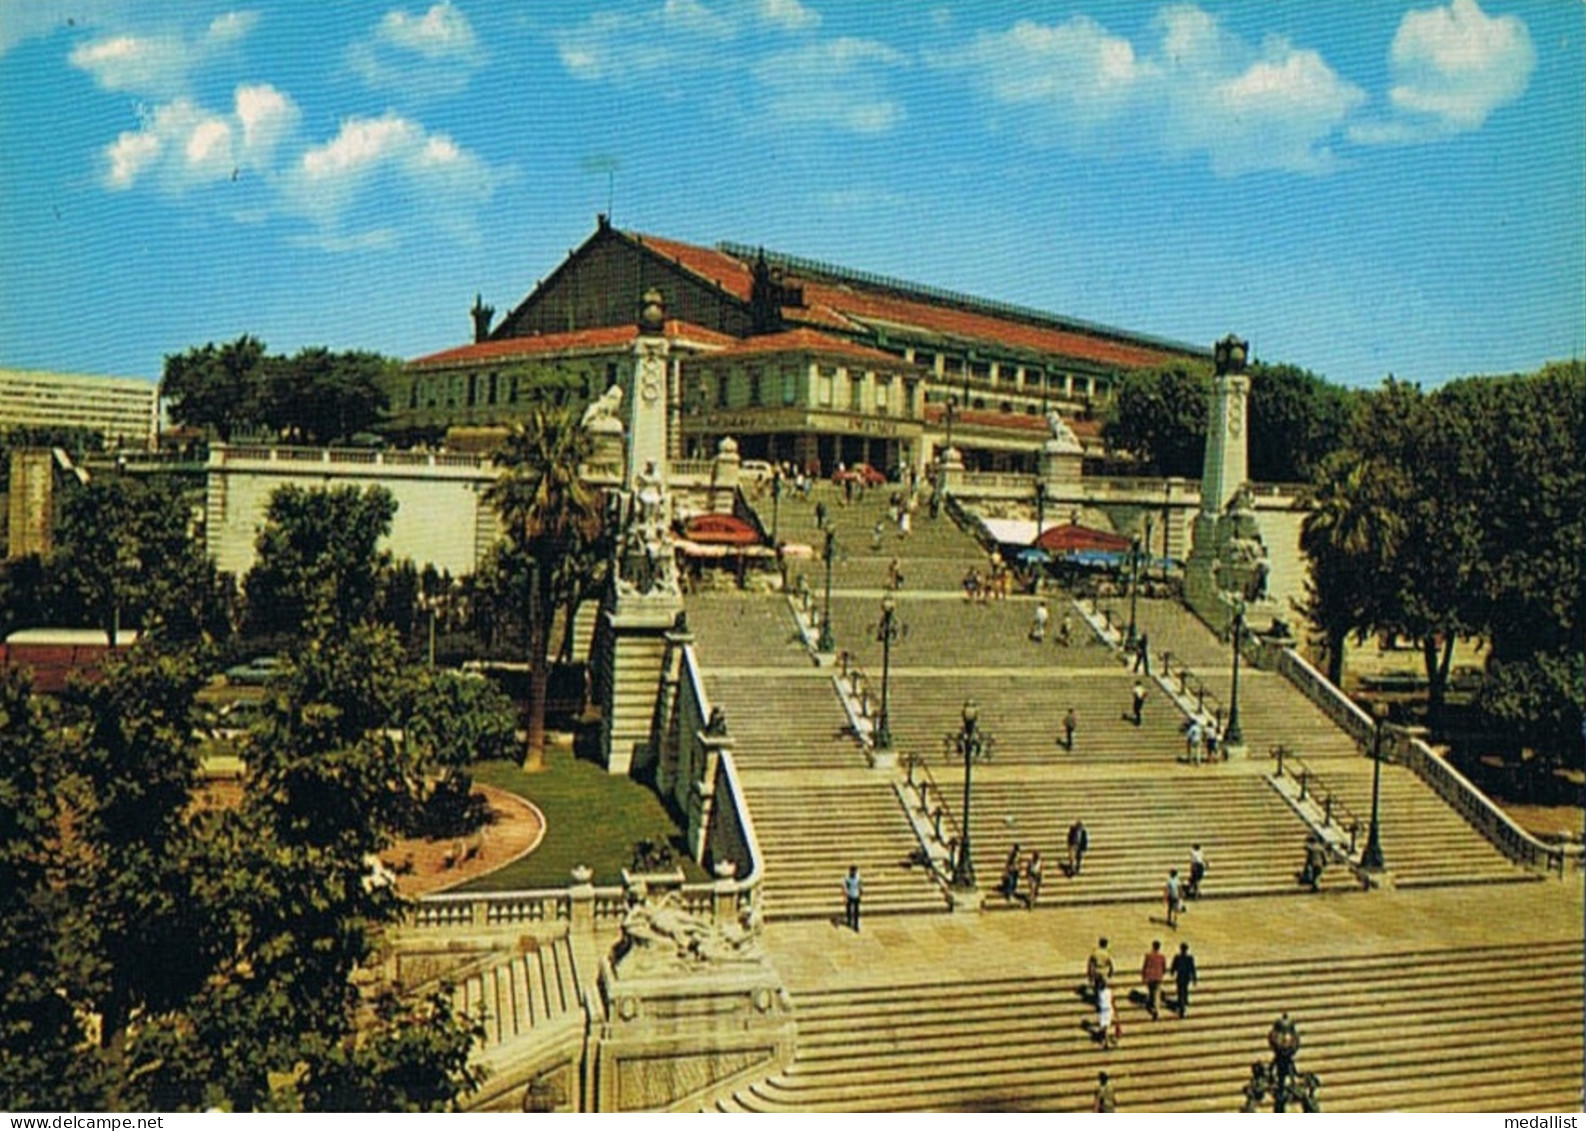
717;372;731;408
747;367;763;406
875;376;890;415
848;370;865;412
817;366;835;407
782;368;798;406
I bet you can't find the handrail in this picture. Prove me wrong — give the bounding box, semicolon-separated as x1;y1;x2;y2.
1157;649;1226;725
901;751;961;881
1275;645;1579;877
1269;745;1368;860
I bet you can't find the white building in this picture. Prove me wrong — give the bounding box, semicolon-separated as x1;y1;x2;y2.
0;369;159;449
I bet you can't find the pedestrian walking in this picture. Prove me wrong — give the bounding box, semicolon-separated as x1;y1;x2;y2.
887;556;904;590
1185;717;1203;764
1066;818;1089;876
1025;849;1044;910
1062;707;1077;751
1086;936;1115;997
898;508;911;539
871;518;884;551
1093;1071;1117;1113
999;844;1022;901
1030;600;1049;643
1205;722;1220;762
815;500;828;529
1133;631;1151;674
1057;613;1073;647
1095;979;1119;1048
1188;844;1207;898
1164;868;1184;928
1170;942;1198;1017
1131;680;1147;727
1141;940;1167;1020
843;865;863;932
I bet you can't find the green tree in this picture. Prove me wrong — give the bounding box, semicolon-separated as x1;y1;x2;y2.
161;336;269;441
1298;450;1406;685
1246;362;1353;484
50;474;221;647
296;988;487;1112
263;348;392;445
486;408;603;769
66;648;208;1048
1101;363;1209;477
243;485;398;638
0;670;105;1110
401;667;519;836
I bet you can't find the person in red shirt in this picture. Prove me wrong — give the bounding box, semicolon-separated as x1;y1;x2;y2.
1141;939;1168;1020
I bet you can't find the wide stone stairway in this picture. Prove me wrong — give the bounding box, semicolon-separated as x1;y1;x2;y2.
671;498;1578;1112
713;933;1583;1112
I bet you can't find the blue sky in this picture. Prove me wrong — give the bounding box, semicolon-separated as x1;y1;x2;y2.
1;1;1580;388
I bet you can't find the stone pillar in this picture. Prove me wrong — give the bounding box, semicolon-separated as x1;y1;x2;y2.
597;289;685;775
939;446;964;494
711;437;741;514
687;734;731;861
569;866;596;937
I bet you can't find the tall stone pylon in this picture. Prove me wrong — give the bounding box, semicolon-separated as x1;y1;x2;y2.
595;288;685;775
1185;334;1267;633
1199;334;1250;519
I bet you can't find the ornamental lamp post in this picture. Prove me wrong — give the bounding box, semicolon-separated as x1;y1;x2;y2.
1225;599;1246;747
1214;333;1249;377
874;593;899;750
949;699;991;889
944;394;958;457
1361;700;1390;871
1034;479;1048;540
770;467;783;545
817;521;837;653
1125;534;1142;649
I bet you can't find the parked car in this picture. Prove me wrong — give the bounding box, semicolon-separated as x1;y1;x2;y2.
224;655;286;686
740;459;773;481
833;462;887;486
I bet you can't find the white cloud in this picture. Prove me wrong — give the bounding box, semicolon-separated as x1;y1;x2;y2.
758;0;820;32
378;2;478;58
350;3;484;96
754;38;906;135
555;3;736;84
281;113;502;248
1353;0;1534;142
949;6;1366;176
68;10;257;96
555;1;901;135
100;83;299;192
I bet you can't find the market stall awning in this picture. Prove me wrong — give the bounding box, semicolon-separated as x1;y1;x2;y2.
1035;523;1132;555
683;513;763;546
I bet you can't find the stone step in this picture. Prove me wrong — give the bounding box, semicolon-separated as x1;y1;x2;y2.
717;940;1582;1112
455;935;583;1050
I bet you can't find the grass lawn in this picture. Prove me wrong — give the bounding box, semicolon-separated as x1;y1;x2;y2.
462;744;703;891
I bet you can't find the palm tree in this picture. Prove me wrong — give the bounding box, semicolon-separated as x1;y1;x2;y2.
1299;451;1405;685
486;408;604;770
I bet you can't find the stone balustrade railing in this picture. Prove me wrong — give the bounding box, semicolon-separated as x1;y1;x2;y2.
209;443;490;472
1276;646;1579;877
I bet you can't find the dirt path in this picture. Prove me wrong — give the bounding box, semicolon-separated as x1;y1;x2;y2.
196;779;545;896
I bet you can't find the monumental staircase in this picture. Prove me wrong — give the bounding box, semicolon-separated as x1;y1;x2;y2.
709;937;1583;1112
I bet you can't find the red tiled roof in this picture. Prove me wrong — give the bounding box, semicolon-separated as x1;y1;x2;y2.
702;327;904;366
627;230;1188;370
410;320;736;368
632;233;756;299
923;404;1104;437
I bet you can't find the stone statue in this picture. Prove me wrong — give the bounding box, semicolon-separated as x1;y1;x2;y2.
1045;408;1079;445
581;384;624;430
614;890;764;973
